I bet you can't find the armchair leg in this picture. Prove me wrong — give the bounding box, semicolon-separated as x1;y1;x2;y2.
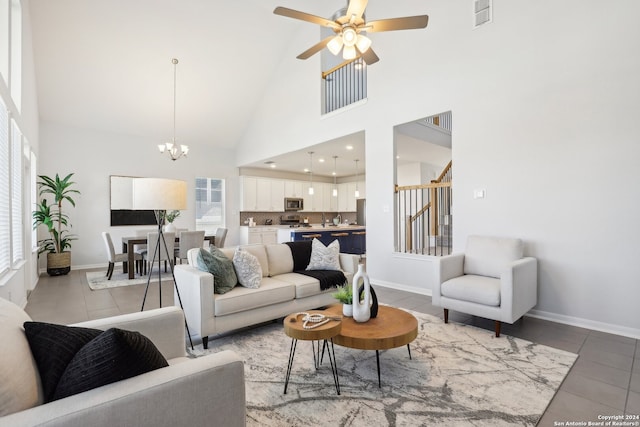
495;321;501;337
202;336;209;350
444;309;449;324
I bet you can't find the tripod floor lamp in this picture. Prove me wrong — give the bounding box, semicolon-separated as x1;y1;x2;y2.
132;177;193;349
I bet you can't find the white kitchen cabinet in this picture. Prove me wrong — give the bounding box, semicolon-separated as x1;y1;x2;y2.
240;227;278;245
284;181;304;198
337;182;358;212
302;182;331;212
240;176;284;212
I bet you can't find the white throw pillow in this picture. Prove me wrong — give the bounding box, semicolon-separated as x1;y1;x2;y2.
306;238;341;271
233;249;262;289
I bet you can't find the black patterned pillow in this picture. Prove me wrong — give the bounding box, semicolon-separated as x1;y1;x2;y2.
306;238;341;271
52;328;168;401
23;322;102;402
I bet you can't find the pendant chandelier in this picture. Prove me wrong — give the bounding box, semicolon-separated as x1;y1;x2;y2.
354;159;360;198
158;58;189;161
308;151;315;195
332;156;338;197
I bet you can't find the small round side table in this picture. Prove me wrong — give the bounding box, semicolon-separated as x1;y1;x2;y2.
283;311;342;395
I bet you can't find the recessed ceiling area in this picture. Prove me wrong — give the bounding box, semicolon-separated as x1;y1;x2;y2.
241;132;365;178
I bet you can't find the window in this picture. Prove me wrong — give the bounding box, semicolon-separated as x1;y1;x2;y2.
30;151;36;251
195;177;225;233
11;119;22;264
0;98;9;275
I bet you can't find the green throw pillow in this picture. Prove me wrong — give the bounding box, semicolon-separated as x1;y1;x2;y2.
196;247;237;294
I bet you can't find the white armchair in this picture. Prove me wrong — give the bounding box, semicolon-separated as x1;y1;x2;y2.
432;235;537;337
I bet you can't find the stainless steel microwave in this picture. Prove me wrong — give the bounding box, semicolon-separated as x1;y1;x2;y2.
284;198;303;211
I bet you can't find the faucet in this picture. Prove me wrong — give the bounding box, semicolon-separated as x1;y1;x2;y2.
321;212;326;228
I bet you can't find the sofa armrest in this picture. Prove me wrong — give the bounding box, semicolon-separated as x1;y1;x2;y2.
500;257;538;323
174;264;215;341
433;253;465;306
71;306;186;360
0;351;245;427
339;253;359;275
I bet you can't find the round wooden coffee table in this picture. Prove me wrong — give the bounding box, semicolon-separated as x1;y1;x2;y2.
325;304;418;387
283;311;343;394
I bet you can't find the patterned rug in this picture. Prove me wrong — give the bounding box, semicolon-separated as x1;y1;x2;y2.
196;309;578;426
86;269;173;290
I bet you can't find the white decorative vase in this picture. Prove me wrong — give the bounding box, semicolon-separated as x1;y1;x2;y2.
352;264;371;323
163;223;176;233
342;303;353;317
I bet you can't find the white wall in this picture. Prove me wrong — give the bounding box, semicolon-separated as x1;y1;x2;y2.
236;0;640;337
37;121;240;269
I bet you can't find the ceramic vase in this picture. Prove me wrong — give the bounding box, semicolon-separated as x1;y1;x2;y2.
342;303;353;317
163;222;176;233
352;264;371;323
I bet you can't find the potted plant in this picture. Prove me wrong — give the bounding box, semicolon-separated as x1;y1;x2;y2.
332;283;353;317
32;173;80;276
161;210;181;232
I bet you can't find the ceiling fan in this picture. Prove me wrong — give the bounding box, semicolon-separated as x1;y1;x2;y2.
273;0;429;65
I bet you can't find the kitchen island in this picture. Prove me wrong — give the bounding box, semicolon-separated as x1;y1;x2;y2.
277;225;366;255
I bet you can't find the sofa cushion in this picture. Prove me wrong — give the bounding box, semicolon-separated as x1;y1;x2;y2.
0;298;43;416
441;275;501;307
306;238;341;271
214;278;295;316
463;236;523;279
23;322;102;402
272;273;323;298
233;248;262;289
53;328;169;401
196;247;238;294
239;244;269;277
284;240;312;271
265;244;294;276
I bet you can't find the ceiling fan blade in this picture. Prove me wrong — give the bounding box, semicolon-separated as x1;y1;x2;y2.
346;0;368;22
296;36;335;60
366;15;429;32
274;7;340;30
360;47;379;65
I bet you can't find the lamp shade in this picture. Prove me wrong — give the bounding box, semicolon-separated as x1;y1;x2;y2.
132;178;187;210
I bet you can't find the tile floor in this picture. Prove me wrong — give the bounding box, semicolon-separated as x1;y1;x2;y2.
25;268;640;426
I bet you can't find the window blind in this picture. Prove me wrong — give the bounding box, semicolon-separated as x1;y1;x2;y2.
11;119;22;264
0;99;10;275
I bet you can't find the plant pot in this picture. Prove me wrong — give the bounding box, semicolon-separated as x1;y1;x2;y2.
342;303;353;317
47;252;71;276
163;223;176;233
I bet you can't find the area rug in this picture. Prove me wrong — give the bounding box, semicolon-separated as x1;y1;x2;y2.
197;310;577;426
86;269;173;290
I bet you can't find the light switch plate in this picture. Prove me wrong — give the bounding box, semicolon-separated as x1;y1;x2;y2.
473;189;486;199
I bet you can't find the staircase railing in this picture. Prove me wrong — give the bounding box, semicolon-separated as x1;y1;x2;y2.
395;161;452;255
322;58;367;114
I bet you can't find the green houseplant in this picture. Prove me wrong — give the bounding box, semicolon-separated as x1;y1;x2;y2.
332;283;353;317
32;173;80;276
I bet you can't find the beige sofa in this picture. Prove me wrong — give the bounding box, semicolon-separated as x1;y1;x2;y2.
0;298;245;427
174;243;360;348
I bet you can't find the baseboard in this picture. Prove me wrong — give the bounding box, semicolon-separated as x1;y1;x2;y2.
371;278;640;339
370;278;432;296
527;309;640;340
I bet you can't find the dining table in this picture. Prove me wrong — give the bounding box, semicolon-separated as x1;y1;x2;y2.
122;234;215;279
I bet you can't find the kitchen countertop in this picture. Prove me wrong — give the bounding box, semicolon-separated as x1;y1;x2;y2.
287;225;365;232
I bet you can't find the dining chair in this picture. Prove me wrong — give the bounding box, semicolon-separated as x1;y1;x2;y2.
101;232;143;279
175;230;205;264
144;232;176;275
215;228;228;248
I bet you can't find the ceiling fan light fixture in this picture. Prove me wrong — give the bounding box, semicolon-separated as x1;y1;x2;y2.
343;44;357;60
342;27;357;46
327;35;344;55
355;34;372;53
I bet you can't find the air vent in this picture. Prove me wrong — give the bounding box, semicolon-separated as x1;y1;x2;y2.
474;0;492;28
